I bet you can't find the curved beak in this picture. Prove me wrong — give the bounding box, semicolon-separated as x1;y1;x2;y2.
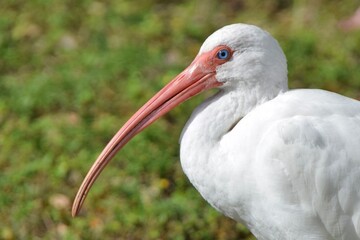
72;52;222;216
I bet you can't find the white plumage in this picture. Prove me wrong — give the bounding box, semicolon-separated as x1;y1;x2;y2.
73;24;360;239
181;88;360;239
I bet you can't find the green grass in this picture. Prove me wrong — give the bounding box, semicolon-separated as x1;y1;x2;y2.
1;0;360;239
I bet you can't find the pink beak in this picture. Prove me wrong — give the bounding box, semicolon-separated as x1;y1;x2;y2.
72;46;230;216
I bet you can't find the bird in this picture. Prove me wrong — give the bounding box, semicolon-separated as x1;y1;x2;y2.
72;24;360;240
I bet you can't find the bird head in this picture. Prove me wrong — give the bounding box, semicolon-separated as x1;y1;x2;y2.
72;24;288;216
200;24;288;93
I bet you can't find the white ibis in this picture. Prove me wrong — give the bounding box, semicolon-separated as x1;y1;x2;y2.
73;24;360;239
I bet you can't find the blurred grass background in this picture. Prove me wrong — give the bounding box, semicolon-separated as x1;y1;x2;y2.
1;0;360;239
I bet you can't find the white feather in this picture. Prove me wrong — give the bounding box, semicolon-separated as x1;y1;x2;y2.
180;24;360;239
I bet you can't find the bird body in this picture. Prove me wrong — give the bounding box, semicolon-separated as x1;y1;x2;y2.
181;89;360;239
73;24;360;239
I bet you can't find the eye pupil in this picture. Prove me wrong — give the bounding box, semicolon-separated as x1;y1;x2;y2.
217;49;229;60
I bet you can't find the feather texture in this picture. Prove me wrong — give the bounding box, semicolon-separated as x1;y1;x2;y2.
180;24;360;239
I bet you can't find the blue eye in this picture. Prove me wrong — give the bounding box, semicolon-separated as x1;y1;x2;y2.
217;49;230;60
